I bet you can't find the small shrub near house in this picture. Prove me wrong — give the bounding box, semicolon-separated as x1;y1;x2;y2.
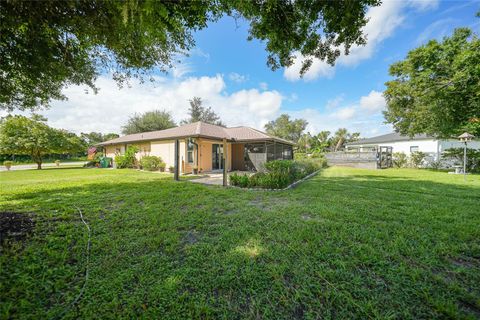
410;151;426;168
393;152;407;168
115;146;138;169
140;156;165;171
230;158;326;189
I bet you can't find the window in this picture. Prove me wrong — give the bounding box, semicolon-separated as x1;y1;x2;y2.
410;146;419;153
282;145;293;159
187;140;194;163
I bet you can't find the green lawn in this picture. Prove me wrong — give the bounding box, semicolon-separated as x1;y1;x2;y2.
1;167;479;319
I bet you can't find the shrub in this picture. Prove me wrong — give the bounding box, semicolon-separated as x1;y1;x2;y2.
410;151;426;168
294;152;307;160
443;148;480;172
393;152;407;168
3;160;13;170
169;166;175;172
140;156;164;171
159;162;166;172
230;173;250;188
231;159;323;189
115;146;138;169
428;160;443;170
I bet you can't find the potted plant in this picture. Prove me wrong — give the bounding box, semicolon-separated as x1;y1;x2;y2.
3;160;13;171
192;165;198;174
55;160;61;167
159;162;166;172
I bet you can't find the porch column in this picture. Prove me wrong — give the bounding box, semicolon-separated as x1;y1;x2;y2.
223;138;228;186
174;139;180;181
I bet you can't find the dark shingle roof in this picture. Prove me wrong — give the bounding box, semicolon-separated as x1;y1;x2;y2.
98;122;294;146
346;132;433;146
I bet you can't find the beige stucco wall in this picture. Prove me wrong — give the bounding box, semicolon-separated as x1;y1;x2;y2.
104;138;236;173
150;140;175;169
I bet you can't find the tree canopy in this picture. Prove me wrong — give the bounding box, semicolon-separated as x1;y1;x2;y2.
264;114;307;144
0;115;84;169
384;27;480;138
80;132;120;146
121;110;176;135
1;0;379;111
181;97;224;126
297;129;359;153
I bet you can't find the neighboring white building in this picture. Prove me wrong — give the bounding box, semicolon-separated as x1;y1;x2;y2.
345;132;480;161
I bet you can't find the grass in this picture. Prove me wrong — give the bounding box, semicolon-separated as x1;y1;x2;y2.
1;167;479;319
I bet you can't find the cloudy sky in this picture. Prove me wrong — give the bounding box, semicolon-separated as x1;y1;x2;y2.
4;0;480;137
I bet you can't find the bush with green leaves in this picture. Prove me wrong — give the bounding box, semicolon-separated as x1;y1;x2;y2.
393;152;408;168
3;160;13;170
229;173;250;188
443;148;480;173
230;159;325;189
410;151;426;168
140;156;164;171
115;146;138;169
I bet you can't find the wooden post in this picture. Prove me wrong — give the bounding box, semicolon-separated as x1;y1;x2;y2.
223;138;227;186
174;139;180;181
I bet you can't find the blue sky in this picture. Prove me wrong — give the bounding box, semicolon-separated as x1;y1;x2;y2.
8;0;479;137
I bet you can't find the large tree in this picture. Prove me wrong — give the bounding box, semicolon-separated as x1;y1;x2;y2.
0;115;81;169
181;97;224;126
330;128;359;151
264;114;308;144
121;110;176;134
384;27;480;138
1;0;379;111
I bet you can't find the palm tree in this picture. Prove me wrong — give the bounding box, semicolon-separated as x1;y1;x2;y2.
333;128;348;151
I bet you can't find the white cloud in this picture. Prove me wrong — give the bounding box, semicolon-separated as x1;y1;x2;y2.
325;95;344;110
416;18;455;44
228;72;248;83
333;107;356;120
284;0;438;81
287;90;391;137
408;0;439;12
6;75;283;134
229;89;282;118
359;90;386;113
284;53;335;81
171;63;193;79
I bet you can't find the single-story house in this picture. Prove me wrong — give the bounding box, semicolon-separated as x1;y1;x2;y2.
345;132;480;160
98;121;294;173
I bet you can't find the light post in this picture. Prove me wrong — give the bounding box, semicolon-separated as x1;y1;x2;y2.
458;132;474;181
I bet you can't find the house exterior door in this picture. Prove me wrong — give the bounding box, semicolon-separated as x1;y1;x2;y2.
212;144;223;170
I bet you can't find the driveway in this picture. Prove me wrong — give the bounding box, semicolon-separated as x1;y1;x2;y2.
0;161;87;171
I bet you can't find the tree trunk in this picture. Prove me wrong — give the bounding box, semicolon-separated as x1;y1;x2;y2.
335;138;344;152
37;162;42;170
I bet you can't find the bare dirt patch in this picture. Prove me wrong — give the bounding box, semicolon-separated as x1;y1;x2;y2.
0;211;35;245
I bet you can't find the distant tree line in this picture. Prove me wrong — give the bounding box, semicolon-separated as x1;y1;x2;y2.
264;114;360;153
